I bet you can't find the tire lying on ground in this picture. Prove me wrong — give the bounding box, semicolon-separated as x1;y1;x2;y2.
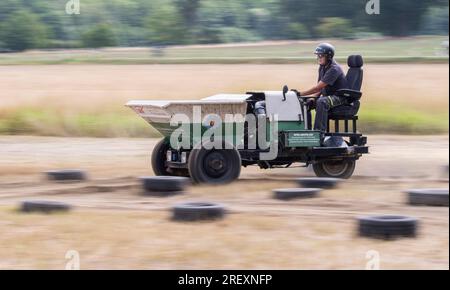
46;169;87;182
296;177;342;189
172;202;226;221
140;176;189;196
357;215;418;240
20;201;72;214
406;188;449;207
273;188;321;200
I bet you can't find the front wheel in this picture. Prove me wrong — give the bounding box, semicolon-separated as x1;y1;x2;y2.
151;138;170;176
188;142;241;184
313;160;356;179
151;138;190;177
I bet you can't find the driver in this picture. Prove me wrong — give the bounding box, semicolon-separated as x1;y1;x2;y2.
298;43;348;131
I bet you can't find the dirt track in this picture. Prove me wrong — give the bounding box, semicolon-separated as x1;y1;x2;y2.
1;135;448;179
0;135;448;269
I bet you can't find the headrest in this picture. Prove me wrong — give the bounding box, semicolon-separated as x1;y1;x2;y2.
347;55;363;68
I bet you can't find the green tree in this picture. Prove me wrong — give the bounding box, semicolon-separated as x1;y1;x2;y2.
145;0;186;45
420;5;449;35
286;23;310;39
279;0;362;37
175;0;201;28
0;10;49;51
81;24;117;48
0;0;447;48
218;27;261;43
316;17;352;39
364;0;445;36
0;0;21;20
194;0;253;43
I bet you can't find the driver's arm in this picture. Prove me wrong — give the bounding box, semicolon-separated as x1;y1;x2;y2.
300;81;327;97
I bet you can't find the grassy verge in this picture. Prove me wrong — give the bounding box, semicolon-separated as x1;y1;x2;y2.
0;108;157;137
0;106;447;137
0;36;448;65
359;105;449;134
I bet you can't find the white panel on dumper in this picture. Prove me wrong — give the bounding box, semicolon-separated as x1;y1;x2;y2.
264;91;302;122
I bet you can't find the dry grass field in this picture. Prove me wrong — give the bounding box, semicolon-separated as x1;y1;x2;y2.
0;135;448;269
0;63;448;136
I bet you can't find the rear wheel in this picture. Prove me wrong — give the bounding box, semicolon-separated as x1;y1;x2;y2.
313;160;356;179
188;142;241;184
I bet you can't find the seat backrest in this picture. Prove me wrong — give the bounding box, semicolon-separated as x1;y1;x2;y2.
346;55;363;91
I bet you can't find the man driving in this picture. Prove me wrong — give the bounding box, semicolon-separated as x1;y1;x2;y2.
298;43;349;132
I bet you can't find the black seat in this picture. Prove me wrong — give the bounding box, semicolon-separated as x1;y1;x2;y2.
329;55;363;118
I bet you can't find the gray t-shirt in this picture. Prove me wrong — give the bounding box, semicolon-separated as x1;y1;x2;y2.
318;60;348;96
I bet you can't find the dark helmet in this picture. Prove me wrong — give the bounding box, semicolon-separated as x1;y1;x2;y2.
314;43;335;59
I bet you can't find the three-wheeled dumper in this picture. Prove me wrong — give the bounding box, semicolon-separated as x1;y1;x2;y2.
127;55;369;184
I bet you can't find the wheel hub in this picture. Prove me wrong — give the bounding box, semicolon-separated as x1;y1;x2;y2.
209;159;224;170
204;152;228;177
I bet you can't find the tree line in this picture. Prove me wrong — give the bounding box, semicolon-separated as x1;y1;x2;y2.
0;0;448;51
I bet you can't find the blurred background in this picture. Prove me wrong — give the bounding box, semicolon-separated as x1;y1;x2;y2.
0;0;448;137
0;0;448;269
0;0;449;49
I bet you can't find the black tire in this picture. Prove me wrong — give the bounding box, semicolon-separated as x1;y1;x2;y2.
273;188;321;200
151;139;190;177
20;201;72;214
358;215;418;240
172;202;226;221
151;138;171;176
296;177;342;189
407;188;449;207
46;169;86;182
188;141;241;184
140;176;189;196
313;160;356;179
